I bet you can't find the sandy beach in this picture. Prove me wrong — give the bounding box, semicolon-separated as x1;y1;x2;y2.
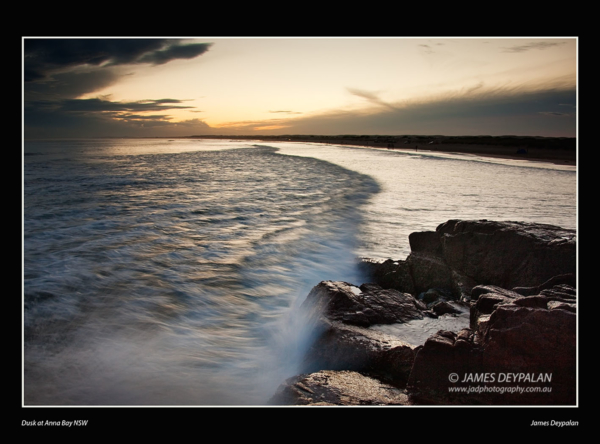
384;143;574;166
278;138;577;167
189;135;576;167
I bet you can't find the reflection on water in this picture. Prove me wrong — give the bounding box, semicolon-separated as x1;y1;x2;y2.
24;142;377;405
275;141;576;259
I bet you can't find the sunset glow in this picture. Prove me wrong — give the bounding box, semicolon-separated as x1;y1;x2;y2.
24;37;577;139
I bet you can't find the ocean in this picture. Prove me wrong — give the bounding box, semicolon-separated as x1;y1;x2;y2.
23;138;576;405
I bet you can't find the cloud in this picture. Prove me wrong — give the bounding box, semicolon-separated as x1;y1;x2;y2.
501;41;567;53
463;81;485;95
25;70;123;102
24;39;213;102
24;39;213;81
214;117;290;130
538;111;571;116
418;44;434;54
114;114;173;121
253;124;291;131
138;42;213;65
346;87;399;111
23;39;213;138
24;96;200;138
28;97;196;114
25;103;212;138
268;110;303;114
418;41;445;54
216;84;576;137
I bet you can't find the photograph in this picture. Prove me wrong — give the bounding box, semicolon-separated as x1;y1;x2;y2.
22;36;579;427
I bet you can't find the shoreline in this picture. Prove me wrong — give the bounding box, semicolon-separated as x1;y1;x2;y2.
268;139;577;167
184;135;576;167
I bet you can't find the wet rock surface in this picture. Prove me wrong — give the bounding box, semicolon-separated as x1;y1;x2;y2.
272;220;577;406
299;281;420;385
407;288;576;405
304;281;424;327
269;370;412;406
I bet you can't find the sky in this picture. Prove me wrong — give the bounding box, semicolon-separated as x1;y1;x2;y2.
23;37;577;139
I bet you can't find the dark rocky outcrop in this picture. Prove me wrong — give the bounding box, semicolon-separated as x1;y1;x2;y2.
407;283;576;405
304;281;424;328
405;329;483;405
436;220;575;290
363;219;576;301
512;273;576;296
298;281;421;385
271;220;577;406
359;259;416;296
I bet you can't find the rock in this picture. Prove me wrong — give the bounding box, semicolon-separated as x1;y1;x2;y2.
470;285;523;301
512;293;576;310
547;300;576;313
408;230;442;254
479;304;576;405
394;219;577;405
469;285;523;329
408;284;576;405
540;287;577;300
436;220;576;290
299;281;421;384
269;370;412;406
304;281;423;327
512;273;576;296
301;319;417;385
359;258;415;295
431;300;469;316
511;295;550;309
473;294;512;314
452;270;479;302
407;252;456;297
273;220;577;406
406;328;482;405
420;287;452;305
364;220;574;302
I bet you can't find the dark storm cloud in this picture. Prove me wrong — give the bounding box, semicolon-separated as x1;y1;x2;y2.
24;39;213;102
138;42;213;65
24;39;162;81
25;104;212;139
25;69;121;102
24;96;202;138
24;39;212;81
23;38;214;138
26;97;195;114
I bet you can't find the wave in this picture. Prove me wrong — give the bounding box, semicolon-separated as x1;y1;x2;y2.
24;144;379;405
